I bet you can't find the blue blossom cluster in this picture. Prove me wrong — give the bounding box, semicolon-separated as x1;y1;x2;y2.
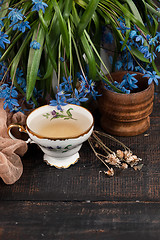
0;0;47;50
0;1;49;112
0;57;19;111
0;58;41;112
8;7;30;33
32;0;48;13
50;74;99;110
104;16;160;93
30;40;41;50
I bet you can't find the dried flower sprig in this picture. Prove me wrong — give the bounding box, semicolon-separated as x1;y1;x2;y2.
88;130;143;177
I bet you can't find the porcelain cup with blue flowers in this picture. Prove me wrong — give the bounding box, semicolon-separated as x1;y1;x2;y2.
8;104;94;168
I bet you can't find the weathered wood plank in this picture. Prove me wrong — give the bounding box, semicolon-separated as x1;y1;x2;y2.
0;116;160;202
0;201;160;240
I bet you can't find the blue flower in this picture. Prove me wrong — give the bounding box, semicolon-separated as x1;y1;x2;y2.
88;80;100;100
144;51;152;62
123;54;135;71
50;94;67;111
120;73;138;90
79;74;89;93
114;81;130;94
60;57;64;62
77;74;100;100
120;40;132;51
67;89;88;105
117;21;130;34
33;88;43;99
139;45;149;54
156;31;160;40
18;21;31;33
135;35;144;44
0;31;10;49
0;84;8;98
30;40;41;50
156;45;160;52
139;45;152;62
3;98;19;111
8;8;24;24
148;36;158;46
135;66;145;74
32;0;48;13
129;30;137;39
1;86;18;99
12;21;30;33
143;71;160;85
16;68;26;89
60;76;73;92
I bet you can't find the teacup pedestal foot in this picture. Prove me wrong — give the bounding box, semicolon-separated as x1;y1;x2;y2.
43;152;79;169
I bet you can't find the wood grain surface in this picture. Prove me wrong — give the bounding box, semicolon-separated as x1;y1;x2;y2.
0;201;160;240
0;93;160;240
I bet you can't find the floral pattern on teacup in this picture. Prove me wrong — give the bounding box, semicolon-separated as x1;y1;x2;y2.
40;144;72;153
43;108;77;121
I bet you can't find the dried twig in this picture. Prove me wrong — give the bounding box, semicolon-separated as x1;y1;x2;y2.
88;130;143;177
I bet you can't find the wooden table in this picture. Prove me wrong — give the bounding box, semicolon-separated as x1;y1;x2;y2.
0;90;160;240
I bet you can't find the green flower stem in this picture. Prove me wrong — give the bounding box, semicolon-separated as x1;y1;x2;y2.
68;19;73;84
72;35;88;85
57;35;62;88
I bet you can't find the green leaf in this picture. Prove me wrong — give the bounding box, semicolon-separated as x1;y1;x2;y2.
10;32;33;95
26;26;45;101
131;46;150;63
63;0;73;20
125;0;144;24
72;4;97;80
77;0;100;37
26;2;54;101
66;108;73;117
84;30;110;77
51;0;69;56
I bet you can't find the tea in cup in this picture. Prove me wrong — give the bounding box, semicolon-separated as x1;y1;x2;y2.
8;104;94;168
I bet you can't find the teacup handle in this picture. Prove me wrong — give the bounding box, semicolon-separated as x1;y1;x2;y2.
7;124;32;144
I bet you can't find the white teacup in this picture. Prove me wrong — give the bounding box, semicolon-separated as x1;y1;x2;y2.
8;104;94;168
